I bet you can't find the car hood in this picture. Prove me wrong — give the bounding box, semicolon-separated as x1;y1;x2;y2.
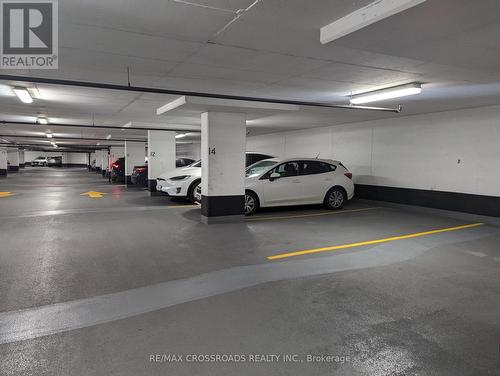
157;166;201;180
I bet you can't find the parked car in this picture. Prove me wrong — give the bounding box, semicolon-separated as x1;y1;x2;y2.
156;152;273;202
110;157;125;182
31;156;48;166
241;158;354;215
131;158;195;186
47;156;63;167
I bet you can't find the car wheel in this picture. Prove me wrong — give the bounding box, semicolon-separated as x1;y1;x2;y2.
244;191;259;216
324;187;346;210
189;180;201;203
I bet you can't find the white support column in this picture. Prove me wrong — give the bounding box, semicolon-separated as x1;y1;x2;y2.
7;149;19;172
147;130;176;193
94;150;101;173
89;152;95;170
124;141;146;186
101;149;109;177
61;152;68;167
18;150;25;168
201;112;246;223
0;148;7;176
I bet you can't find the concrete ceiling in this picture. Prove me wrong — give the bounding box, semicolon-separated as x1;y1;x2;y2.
1;0;500;149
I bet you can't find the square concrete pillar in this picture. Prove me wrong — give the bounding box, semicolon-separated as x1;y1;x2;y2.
19;150;25;168
201;112;246;223
0;148;7;176
7;149;19;172
124;141;146;186
101;149;109;177
94;150;102;173
147;130;176;193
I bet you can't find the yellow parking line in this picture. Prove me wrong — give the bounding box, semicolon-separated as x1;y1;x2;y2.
247;206;381;221
267;222;484;261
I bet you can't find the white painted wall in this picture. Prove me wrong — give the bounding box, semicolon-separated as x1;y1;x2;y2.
247;104;500;198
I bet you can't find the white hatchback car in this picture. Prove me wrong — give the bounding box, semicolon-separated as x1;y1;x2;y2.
243;158;354;215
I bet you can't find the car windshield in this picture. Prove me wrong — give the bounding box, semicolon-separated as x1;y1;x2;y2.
246;160;278;178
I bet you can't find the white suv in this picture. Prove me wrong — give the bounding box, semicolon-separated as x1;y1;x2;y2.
243;158;354;215
156;152;273;202
31;156;48;166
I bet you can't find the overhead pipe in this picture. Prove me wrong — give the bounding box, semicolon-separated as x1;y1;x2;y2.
0;134;145;142
0;74;402;113
0;142;108;151
0;120;200;133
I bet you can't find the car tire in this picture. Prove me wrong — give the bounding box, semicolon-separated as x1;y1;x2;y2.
245;191;259;216
188;180;201;203
324;187;346;210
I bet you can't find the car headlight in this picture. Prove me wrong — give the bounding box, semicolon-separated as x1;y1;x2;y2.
169;175;190;181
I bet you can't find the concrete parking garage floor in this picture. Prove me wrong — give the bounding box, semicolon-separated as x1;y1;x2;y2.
1;168;499;376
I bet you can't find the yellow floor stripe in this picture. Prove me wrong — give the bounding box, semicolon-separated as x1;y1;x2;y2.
248;207;381;222
267;222;484;261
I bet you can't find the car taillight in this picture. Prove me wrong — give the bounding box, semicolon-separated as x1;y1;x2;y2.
112;163;119;169
344;172;352;179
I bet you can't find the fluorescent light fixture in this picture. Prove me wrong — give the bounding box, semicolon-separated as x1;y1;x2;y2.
96;143;101;146
13;87;33;104
122;121;132;128
350;83;422;104
46;133;53;138
320;0;427;44
37;117;48;125
106;134;112;140
175;133;187;139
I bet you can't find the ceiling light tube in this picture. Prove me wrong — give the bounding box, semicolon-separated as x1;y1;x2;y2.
350;83;422;105
175;133;187;139
37;117;48;125
13;87;33;104
46;133;53;138
106;134;112;140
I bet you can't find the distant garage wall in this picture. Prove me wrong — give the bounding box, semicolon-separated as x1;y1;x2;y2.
247;104;500;216
177;143;200;160
24;151;89;166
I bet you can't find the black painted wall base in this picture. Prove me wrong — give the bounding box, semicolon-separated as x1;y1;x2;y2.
19;163;25;168
355;184;500;218
0;169;6;176
8;166;19;172
95;167;101;173
62;163;87;168
201;195;244;217
125;175;132;185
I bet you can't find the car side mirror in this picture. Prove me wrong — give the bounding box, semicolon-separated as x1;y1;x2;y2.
269;172;281;181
